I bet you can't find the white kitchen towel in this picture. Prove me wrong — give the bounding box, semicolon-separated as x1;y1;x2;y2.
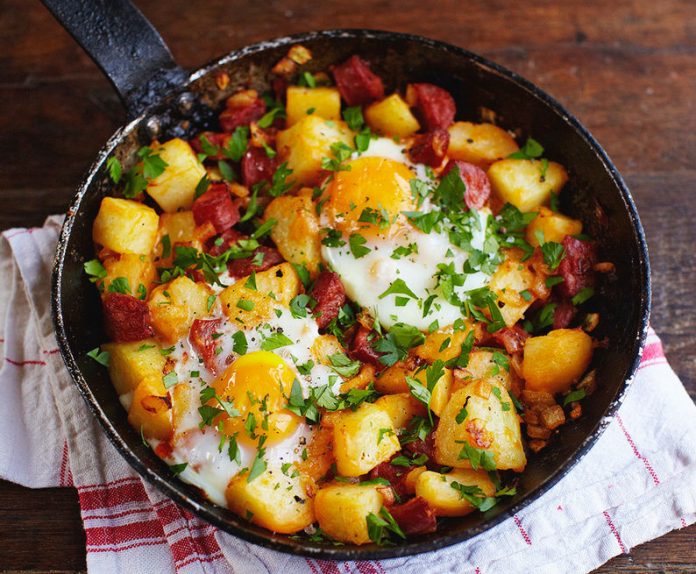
1;216;694;574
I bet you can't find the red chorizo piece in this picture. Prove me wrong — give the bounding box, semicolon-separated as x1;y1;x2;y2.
204;227;245;257
219;91;266;132
190;132;229;160
349;326;384;369
388;496;437;536
103;292;154;342
309;272;346;330
189;318;222;374
227;246;284;278
556;236;597;298
369;460;410;498
402;431;436;462
331;55;385;106
490;324;529;355
442;160;491;210
408;83;456;131
407;129;450;167
553;300;576;329
241;146;278;187
192;183;240;233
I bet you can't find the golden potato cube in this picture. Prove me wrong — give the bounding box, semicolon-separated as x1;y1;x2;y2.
435;384;526;471
465;349;513;391
159;210;197;243
374;363;452;417
364;93;420;138
314;484;383;545
148;276;212;342
488;158;568;212
374;393;427;431
310;334;344;366
403;466;428;494
276;116;354;185
170;382;195;434
128;375;172;440
218;263;300;329
522;328;593;394
488;257;537;327
92;197;159;255
413;322;477;363
286;86;341;127
526;206;583;246
333;402;401;477
146;138;206;213
264;193;322;274
448;122;519;168
415;469;495;517
101;253;156;298
226;466;315;534
102;339;165;395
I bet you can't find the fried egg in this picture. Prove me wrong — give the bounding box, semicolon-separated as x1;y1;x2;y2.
321;136;495;330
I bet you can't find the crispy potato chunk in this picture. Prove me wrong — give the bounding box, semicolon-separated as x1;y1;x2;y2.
374;363;452;417
264;193;322;274
415;469;495;516
374;393;427;431
146;138;206;213
526;206;583;246
413;323;477;363
314;484;383;544
488;256;538;327
332;402;400;477
93;197;159;255
148;276;212;342
435;383;526;472
285;86;341;126
488;158;568;212
226;466;315;534
128;375;172;440
522;328;593;394
458;349;514;392
102;339;165;395
218;263;300;329
101;253;156;298
365;93;420;138
276;116;353;185
447;122;519;168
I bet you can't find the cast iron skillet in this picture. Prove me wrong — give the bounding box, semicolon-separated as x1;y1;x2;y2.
44;0;650;560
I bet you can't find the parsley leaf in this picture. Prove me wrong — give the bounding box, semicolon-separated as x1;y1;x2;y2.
260;332;294;351
328;352;361;378
508;137;544;160
379;278;417;300
349;233;371;258
571;287;595;306
106;157;122;183
343;106;365;132
224;126;249;162
84;259;107;283
87;347;109;367
374;323;425;367
563;388;586;406
457;443;496;471
232;331;248;354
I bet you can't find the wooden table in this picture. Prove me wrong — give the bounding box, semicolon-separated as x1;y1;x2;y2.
1;0;694;571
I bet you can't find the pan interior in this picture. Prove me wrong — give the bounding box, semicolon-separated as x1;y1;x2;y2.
53;30;649;560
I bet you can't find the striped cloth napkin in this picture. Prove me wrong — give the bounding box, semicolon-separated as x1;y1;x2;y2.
1;216;695;574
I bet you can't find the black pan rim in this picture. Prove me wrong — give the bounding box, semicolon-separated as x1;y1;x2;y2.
51;28;651;560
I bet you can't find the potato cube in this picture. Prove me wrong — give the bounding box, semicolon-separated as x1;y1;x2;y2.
264;193;322;274
314;484;383;544
310;334;344;366
415;469;495;517
101;253;156;299
413;322;477;363
488;158;568;212
374;363;452;417
403;466;428;494
218;263;300;329
465;349;513;391
448;122;519;168
146;138;206;213
435;383;526;471
171;382;195;434
488;256;537;327
148;276;212;342
374;393;427;431
92;197;159;255
364;93;420;138
526;206;583;246
102;339;165;395
226;466;315;534
522;328;593;394
286;86;341;127
128;375;172;440
332;402;400;477
276;116;354;185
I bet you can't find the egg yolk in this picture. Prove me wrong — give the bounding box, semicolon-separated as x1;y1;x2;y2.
212;350;301;446
323;156;415;236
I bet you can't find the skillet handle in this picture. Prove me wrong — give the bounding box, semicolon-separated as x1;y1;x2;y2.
41;0;187;118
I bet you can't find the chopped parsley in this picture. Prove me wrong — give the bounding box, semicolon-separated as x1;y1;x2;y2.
87;347;109;367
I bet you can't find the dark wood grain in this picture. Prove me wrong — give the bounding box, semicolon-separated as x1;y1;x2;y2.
0;0;694;572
